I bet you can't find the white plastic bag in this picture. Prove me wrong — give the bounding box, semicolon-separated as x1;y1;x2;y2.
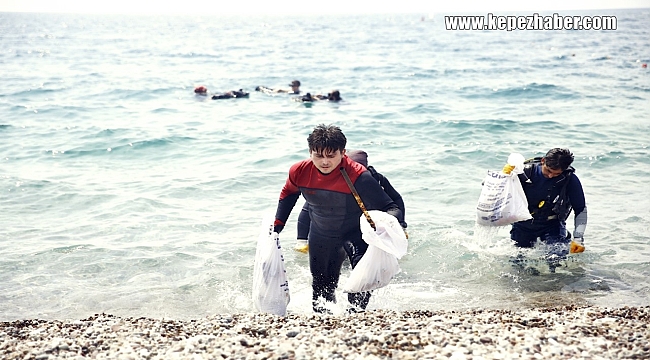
506;153;526;175
476;170;532;227
252;214;290;316
343;210;408;293
343;245;399;293
360;211;408;258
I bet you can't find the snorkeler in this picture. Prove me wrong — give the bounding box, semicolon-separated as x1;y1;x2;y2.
194;86;249;99
256;80;301;94
293;90;343;103
211;89;249;100
314;90;342;102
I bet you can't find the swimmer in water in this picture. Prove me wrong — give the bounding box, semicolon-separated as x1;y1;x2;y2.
194;86;249;99
256;80;301;95
295;90;342;103
314;90;342;102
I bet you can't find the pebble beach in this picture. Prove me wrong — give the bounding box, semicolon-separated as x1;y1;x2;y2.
2;306;648;359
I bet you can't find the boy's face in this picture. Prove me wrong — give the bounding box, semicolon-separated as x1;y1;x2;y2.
310;148;346;174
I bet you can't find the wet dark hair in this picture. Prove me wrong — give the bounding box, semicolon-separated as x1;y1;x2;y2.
327;90;342;101
543;148;574;170
307;124;347;154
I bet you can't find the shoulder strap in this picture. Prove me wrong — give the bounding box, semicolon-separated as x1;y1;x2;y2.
553;167;575;220
339;167;376;230
520;157;542;184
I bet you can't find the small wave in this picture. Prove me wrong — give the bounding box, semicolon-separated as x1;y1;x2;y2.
82;128;131;139
130;137;195;148
151;107;179;114
101;88;162;101
462;83;579;101
443;68;481;76
52;245;88;254
403;103;444;114
10;88;59;97
164;51;223;59
59;135;196;158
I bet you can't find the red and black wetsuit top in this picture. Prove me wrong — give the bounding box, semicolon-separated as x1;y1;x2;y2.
274;156;402;236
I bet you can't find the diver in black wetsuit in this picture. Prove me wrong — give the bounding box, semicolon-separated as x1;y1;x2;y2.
193;86;249;99
314;90;342;102
273;125;403;313
504;148;587;272
211;89;249;100
293;90;343;103
293;93;314;102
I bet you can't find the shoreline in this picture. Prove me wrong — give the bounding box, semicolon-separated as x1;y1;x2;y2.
1;305;648;359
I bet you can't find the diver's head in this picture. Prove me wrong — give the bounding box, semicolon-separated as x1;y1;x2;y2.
347;150;368;168
328;90;341;101
307;124;347;174
289;80;301;92
541;148;574;178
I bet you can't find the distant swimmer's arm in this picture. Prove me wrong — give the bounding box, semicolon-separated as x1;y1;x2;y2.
255;86;276;94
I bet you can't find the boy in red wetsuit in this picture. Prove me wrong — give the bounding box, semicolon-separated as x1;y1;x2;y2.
273;124;404;313
295;149;407;253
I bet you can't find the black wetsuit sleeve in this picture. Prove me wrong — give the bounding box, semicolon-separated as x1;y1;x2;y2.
355;171;404;225
567;174;586;215
296;203;310;239
274;192;300;233
376;173;406;224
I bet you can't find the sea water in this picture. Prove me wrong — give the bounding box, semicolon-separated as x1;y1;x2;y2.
1;9;649;321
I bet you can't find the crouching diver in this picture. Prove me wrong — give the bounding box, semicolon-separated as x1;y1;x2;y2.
504;148;587;272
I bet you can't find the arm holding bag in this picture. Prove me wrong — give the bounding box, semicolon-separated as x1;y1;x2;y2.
476;170;532;227
360;210;408;258
252;214;290;316
343;210;408;293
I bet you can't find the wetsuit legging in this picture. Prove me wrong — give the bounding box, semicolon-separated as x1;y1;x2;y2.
308;225;370;311
275;156;403;312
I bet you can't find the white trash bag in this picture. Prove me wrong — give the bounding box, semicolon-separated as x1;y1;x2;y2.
476;153;532;227
343;210;408;293
252;214;290;316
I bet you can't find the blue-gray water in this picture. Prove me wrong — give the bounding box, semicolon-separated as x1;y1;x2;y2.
1;9;649;321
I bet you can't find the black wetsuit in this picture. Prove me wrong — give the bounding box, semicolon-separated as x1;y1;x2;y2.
211;89;249;100
274;156;403;312
511;163;586;248
297;165;406;239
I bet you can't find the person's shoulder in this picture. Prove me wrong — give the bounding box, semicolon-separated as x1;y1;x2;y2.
289;159;313;173
341;157;367;181
567;171;583;187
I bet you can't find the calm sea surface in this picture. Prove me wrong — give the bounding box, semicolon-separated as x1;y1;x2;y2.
1;9;649;321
